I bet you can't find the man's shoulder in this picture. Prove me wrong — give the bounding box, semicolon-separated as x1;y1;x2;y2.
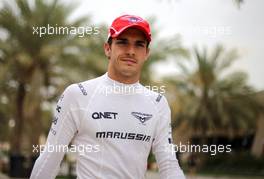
64;75;103;97
139;85;167;105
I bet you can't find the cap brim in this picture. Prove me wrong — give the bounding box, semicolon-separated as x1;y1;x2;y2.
110;24;151;42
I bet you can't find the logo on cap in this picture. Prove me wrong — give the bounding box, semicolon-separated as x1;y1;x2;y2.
129;17;141;23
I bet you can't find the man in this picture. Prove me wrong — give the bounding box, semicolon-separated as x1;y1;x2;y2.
30;14;185;179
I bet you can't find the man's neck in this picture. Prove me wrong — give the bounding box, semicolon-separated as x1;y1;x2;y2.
107;70;139;84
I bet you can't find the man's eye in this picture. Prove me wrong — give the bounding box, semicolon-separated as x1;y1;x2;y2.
136;43;145;47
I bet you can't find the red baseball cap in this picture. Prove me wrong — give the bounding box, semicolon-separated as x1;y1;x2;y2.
108;14;151;42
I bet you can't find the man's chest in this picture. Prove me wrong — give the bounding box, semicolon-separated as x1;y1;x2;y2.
78;95;159;142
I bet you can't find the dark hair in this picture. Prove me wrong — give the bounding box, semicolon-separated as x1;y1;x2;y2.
107;37;150;48
107;37;113;45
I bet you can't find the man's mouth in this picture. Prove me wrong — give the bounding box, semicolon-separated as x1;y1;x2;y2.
121;58;137;65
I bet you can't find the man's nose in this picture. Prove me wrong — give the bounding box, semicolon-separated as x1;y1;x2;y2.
126;44;135;56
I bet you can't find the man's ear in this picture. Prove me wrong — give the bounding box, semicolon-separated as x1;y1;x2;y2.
145;47;150;61
104;43;111;59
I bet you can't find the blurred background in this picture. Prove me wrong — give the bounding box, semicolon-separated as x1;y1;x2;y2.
0;0;263;178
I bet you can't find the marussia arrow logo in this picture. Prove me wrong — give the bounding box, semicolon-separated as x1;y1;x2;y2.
131;112;153;124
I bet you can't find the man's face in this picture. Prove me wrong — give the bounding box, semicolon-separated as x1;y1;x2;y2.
104;28;150;79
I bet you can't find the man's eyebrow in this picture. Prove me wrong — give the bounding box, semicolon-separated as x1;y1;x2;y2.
116;38;128;41
136;40;146;44
115;38;146;45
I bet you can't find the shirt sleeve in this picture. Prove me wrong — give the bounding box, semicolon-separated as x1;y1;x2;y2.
30;84;79;179
152;96;185;179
